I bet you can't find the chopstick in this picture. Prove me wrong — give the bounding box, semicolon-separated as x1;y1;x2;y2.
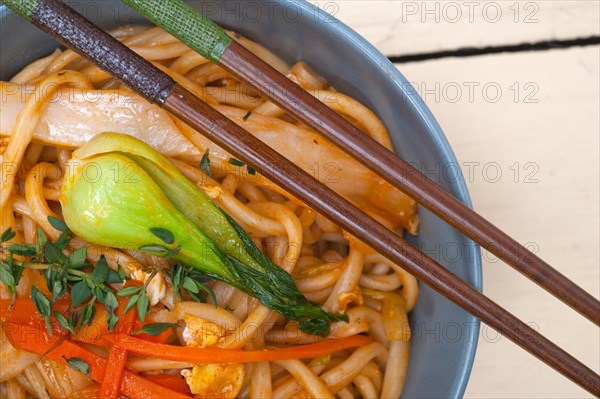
120;0;600;327
2;0;599;395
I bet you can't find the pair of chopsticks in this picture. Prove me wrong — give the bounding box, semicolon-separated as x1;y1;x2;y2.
125;0;600;327
3;0;599;395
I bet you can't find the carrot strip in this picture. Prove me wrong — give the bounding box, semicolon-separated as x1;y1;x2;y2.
3;321;191;399
146;374;192;395
2;298;170;344
100;281;140;399
104;334;372;363
3;299;369;386
1;298;69;326
122;368;192;399
101;340;132;399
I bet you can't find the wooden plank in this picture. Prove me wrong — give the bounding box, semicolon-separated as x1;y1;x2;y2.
309;1;600;55
396;46;599;398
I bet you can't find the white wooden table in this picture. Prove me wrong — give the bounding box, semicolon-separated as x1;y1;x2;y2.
310;1;600;397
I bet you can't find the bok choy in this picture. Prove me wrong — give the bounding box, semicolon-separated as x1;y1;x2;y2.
60;133;345;336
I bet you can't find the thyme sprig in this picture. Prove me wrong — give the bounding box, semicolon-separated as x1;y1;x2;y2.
199;148;213;177
0;218;127;336
116;268;157;323
170;262;216;305
0;228;24;306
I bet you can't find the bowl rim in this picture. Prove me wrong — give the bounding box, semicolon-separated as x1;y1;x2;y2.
0;2;483;397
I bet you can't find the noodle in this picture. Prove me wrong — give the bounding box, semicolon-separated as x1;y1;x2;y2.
323;246;365;313
0;26;420;399
249;362;272;399
272;359;333;399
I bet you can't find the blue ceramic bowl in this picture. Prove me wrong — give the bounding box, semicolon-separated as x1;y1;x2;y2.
0;1;482;397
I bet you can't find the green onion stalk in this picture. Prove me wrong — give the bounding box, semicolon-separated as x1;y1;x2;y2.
60;133;345;336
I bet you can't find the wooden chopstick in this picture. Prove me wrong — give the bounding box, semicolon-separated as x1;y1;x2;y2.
3;0;599;395
121;0;600;327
